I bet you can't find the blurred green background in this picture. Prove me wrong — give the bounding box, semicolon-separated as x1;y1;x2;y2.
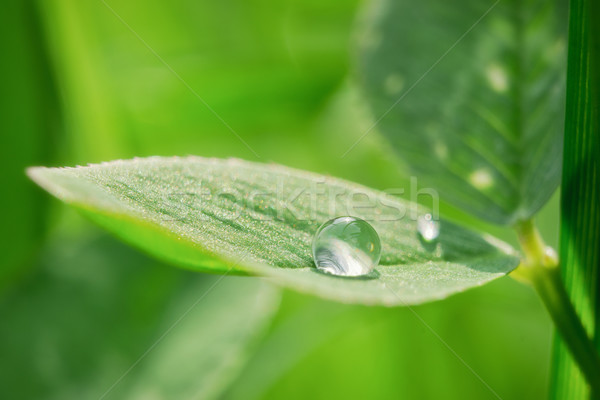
1;0;560;398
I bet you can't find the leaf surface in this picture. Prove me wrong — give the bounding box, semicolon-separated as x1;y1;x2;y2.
29;156;519;305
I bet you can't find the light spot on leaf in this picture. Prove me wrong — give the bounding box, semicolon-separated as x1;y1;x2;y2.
469;169;493;189
359;30;382;50
434;141;448;160
545;38;566;60
384;74;405;95
485;64;508;92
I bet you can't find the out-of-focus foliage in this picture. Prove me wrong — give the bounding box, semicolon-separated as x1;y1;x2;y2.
358;0;567;225
0;224;279;400
0;0;59;289
38;0;360;163
0;0;563;398
225;277;552;400
552;0;600;396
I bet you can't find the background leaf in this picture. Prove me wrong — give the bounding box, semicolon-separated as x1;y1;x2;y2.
0;228;279;400
29;156;519;305
224;281;552;400
356;0;567;225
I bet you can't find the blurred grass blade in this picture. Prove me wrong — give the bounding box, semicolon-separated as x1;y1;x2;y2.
356;0;567;225
29;156;519;306
551;0;600;397
0;0;59;289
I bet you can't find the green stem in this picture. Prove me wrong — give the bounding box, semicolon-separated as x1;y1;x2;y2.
515;219;548;266
514;219;600;395
532;268;600;395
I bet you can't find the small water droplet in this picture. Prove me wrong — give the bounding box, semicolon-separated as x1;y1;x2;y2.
544;246;558;265
417;213;440;242
312;216;381;277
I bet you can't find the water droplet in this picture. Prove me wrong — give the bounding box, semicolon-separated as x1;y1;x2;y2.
417;213;440;242
312;216;381;277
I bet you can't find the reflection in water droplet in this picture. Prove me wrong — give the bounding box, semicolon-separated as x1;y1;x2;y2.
417;213;440;242
312;216;381;277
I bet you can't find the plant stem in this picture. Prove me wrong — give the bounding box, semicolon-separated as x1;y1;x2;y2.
514;219;600;395
532;268;600;395
515;219;548;266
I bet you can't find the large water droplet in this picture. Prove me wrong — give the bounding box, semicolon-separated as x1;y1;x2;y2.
417;213;440;242
312;216;381;277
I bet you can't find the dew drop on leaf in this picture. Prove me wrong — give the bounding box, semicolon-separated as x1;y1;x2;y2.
417;213;440;242
312;216;381;277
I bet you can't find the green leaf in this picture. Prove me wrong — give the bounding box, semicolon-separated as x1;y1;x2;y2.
29;156;519;305
356;0;568;225
0;232;279;400
552;0;600;396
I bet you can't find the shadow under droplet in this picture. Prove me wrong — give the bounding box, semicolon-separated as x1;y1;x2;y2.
417;233;439;253
310;267;381;280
